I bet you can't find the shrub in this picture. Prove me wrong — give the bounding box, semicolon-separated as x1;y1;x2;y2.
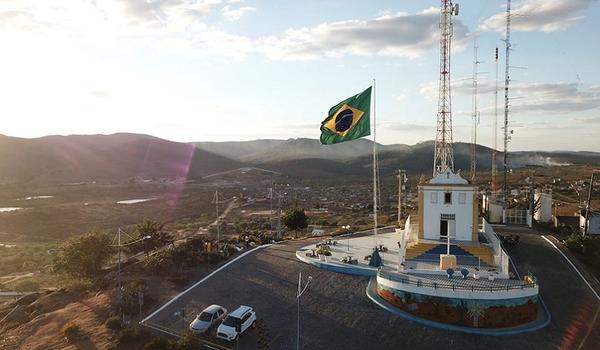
118;327;143;345
62;322;80;342
316;245;331;256
565;233;592;254
144;337;172;350
52;231;115;279
104;315;122;331
13;279;40;292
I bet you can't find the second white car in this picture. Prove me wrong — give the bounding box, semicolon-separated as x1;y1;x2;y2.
216;305;256;341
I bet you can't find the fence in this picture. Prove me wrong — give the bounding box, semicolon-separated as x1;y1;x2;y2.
504;208;531;226
378;270;537;293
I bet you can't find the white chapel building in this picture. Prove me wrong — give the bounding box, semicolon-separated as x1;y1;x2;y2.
417;168;478;242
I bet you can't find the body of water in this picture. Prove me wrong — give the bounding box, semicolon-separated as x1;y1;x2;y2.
0;207;22;213
21;195;54;200
116;198;155;204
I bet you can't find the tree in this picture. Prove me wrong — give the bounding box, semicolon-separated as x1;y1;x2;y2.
53;231;115;279
136;220;173;258
168;245;191;274
283;207;309;236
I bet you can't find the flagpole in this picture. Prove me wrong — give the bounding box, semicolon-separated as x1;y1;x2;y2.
372;78;378;247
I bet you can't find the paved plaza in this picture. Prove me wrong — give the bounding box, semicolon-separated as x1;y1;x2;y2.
142;227;600;350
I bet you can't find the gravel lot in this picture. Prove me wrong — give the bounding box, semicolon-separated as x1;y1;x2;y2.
145;227;600;350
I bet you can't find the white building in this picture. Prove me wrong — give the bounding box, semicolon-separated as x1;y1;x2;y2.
482;194;504;224
580;210;600;235
417;169;478;242
534;191;552;223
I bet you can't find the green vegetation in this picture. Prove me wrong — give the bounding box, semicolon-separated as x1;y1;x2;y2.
143;332;197;350
132;220;174;258
564;233;600;278
52;231;115;279
144;337;172;350
117;327;147;345
0;244;54;277
12;280;40;292
104;315;122;331
565;233;592;253
283;207;309;232
316;244;331;256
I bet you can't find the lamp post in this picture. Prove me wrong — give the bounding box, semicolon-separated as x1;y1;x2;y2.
296;272;312;350
343;225;351;252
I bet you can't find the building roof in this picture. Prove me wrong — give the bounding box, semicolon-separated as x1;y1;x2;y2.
428;169;469;185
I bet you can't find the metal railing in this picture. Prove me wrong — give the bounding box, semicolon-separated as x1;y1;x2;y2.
378;270;537;293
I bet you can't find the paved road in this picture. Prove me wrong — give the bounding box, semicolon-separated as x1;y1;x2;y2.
147;228;600;350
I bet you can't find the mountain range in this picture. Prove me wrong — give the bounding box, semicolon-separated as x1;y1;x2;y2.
0;133;598;185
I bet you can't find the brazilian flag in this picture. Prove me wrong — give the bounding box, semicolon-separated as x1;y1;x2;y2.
320;86;371;145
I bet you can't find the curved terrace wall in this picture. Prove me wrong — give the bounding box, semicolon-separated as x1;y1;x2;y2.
376;275;538;329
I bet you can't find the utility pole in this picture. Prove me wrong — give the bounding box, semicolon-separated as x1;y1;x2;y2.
584;172;596;236
470;43;481;182
110;229;151;322
502;0;512;203
269;182;274;234
213;190;220;252
117;228;122;301
397;170;407;224
277;191;282;237
492;47;499;193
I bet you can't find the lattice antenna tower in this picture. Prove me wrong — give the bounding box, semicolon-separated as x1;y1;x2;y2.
502;0;512;202
491;47;499;193
433;0;459;175
470;43;481;182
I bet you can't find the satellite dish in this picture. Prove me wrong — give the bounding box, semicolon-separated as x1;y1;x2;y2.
453;4;459;16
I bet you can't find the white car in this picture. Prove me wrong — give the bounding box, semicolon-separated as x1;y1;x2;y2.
216;305;257;341
189;305;227;333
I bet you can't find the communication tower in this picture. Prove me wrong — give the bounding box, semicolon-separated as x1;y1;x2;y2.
433;0;459;175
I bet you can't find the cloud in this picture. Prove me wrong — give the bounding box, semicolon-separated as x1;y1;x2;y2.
382;122;431;131
479;0;593;33
222;5;256;21
0;3;472;61
258;8;471;60
511;82;600;112
572;116;600;124
88;91;112;98
0;1;222;33
421;80;600;113
395;94;407;102
420;79;497;100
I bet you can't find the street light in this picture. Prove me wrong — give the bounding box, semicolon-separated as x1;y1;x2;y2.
296;272;312;350
343;225;351;252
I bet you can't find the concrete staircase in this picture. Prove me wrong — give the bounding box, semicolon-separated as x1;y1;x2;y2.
459;245;495;266
405;241;496;266
405;242;439;260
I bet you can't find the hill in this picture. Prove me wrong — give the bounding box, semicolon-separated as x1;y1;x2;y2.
1;134;598;184
195;138;410;162
0;133;243;185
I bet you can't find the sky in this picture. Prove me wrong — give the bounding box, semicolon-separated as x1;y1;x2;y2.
0;0;599;151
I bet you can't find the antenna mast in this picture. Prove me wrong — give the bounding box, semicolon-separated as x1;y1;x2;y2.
492;47;499;193
433;0;459;175
502;0;512;202
470;43;480;182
